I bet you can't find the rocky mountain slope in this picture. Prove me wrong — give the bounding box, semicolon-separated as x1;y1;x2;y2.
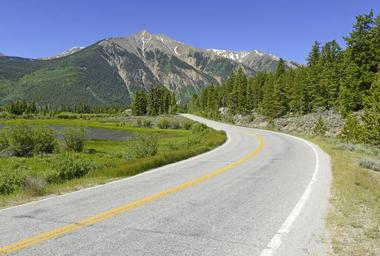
0;31;297;106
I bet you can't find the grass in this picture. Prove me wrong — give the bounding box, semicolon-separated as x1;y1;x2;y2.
309;137;380;256
0;116;226;208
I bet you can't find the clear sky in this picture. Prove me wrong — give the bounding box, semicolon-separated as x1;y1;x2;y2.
0;0;378;63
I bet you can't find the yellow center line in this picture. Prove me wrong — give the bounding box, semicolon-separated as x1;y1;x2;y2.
0;131;264;255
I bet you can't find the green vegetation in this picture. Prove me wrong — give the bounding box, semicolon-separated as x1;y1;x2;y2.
313;116;327;136
0;125;57;157
132;86;177;116
311;138;380;255
190;10;380;146
0;44;130;106
63;128;86;152
0;116;226;208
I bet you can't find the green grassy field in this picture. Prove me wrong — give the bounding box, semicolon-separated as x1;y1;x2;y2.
0;116;226;208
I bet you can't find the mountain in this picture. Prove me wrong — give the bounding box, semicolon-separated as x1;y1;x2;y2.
207;49;297;72
0;31;297;106
44;47;84;60
0;52;4;56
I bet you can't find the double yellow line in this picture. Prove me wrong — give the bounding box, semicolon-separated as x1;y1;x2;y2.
0;131;264;255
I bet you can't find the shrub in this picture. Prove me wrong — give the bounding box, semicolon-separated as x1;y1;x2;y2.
0;167;27;195
130;134;158;159
63;128;86;152
5;125;35;157
313;116;327;136
181;120;193;130
23;176;47;196
191;123;208;133
136;118;142;127
157;118;170;129
56;112;78;119
143;119;152;128
170;120;180;129
0;130;9;151
359;158;380;172
338;114;363;143
49;153;95;182
33;127;57;154
247;115;255;123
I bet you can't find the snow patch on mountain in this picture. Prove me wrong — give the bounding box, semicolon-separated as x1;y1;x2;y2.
44;46;84;59
208;49;250;62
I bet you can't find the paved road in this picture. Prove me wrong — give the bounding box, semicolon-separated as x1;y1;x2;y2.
0;114;331;255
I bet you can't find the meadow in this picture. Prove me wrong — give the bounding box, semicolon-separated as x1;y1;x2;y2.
0;114;226;208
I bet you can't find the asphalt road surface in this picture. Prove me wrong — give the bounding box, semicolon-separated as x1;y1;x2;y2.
0;114;332;255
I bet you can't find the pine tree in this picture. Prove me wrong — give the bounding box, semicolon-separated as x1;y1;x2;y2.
338;114;363;143
344;9;379;109
132;90;147;116
169;93;177;114
236;68;248;114
361;71;380;145
338;61;362;115
307;41;321;66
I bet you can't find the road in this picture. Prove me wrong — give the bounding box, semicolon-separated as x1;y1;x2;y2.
0;114;331;255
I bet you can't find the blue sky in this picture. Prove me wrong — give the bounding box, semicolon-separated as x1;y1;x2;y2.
0;0;377;63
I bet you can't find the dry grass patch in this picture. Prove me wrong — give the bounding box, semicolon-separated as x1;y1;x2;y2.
311;138;380;256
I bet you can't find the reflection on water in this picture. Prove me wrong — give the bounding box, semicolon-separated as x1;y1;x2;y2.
0;124;135;141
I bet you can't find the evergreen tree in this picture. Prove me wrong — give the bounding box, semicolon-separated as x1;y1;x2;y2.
169;93;177;114
338;114;363;143
132;90;147;116
361;71;380;145
307;41;321;66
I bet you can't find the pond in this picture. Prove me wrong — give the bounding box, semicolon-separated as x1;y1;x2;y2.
0;124;135;141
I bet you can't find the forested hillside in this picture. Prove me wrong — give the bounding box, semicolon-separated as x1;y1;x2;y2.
190;10;380;146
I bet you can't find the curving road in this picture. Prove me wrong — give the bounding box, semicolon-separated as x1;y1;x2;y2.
0;114;331;255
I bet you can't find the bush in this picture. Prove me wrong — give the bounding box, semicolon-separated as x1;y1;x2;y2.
157;118;170;129
130;134;158;159
191;123;208;133
338;114;363;143
63;128;86;152
143;119;152;128
48;153;95;182
33;127;57;154
136;118;142;127
0;130;9;151
181;120;193;130
313;116;327;136
5;125;35;157
57;112;78;119
0;167;27;195
23;176;47;196
170;120;180;129
359;158;380;172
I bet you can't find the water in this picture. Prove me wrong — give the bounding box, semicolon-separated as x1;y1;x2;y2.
0;124;135;141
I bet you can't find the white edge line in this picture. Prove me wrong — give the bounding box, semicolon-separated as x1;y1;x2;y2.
0;122;232;213
256;128;321;256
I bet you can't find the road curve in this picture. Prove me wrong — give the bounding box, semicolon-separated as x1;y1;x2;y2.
0;114;331;256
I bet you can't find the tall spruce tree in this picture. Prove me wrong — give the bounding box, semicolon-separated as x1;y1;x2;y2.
362;71;380;145
132;90;147;115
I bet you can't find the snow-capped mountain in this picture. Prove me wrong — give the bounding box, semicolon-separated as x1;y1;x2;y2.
0;30;298;106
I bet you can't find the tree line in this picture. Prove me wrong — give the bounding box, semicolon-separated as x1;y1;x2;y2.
190;10;380;145
132;86;177;116
3;100;124;116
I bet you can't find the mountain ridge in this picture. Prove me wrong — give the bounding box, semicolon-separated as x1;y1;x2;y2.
0;31;298;106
